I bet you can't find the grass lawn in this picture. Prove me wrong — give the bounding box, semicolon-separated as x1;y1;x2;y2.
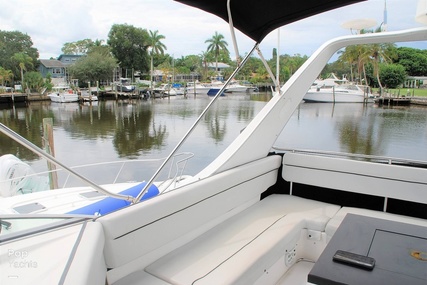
373;88;427;97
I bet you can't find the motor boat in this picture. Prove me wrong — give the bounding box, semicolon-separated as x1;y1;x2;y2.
1;1;426;284
80;89;99;101
115;78;135;93
47;86;79;103
153;83;185;96
186;80;224;95
304;83;374;103
224;80;255;93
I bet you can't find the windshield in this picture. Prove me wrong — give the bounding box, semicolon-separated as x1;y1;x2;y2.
0;215;93;241
0;93;270;236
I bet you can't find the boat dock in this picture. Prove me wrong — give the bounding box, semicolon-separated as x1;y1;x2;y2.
0;93;28;104
375;96;427;106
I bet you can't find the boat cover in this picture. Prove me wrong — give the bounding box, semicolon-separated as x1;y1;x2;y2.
174;0;366;42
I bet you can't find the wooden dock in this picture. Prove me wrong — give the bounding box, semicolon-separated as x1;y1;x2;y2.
375;96;427;106
0;93;28;104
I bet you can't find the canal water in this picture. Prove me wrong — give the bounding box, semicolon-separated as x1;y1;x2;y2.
0;93;426;184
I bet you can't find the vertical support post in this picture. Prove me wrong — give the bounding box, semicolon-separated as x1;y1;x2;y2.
43;118;58;189
97;81;99;98
88;82;92;101
333;86;336;103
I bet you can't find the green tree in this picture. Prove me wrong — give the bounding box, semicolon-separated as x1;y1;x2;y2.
337;45;359;82
205;32;229;73
11;52;33;90
394;47;427;76
0;30;38;80
199;51;209;80
107;24;150;73
148;30;166;85
366;42;396;89
338;44;371;84
44;73;53;92
24;71;44;92
148;30;166;56
62;39;94;55
68;47;117;84
0;67;13;86
379;64;407;89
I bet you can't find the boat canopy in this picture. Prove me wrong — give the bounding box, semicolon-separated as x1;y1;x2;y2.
174;0;366;43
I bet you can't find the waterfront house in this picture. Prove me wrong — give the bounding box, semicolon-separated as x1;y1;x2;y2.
38;54;83;85
57;54;81;66
38;59;66;79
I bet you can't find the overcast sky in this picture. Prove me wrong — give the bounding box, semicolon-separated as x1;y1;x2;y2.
0;0;426;61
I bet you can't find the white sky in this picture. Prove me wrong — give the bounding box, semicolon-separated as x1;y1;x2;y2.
0;0;426;60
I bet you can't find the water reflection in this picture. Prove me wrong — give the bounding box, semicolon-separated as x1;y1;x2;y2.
0;96;264;172
0;102;52;161
1;96;426;183
278;103;427;161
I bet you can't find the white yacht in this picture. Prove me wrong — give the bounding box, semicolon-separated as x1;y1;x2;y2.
304;84;374;103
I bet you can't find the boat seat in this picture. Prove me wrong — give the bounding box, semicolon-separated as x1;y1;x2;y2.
325;207;427;240
143;194;340;285
113;270;171;285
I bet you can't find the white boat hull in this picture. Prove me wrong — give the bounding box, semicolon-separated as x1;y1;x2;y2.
304;90;373;103
304;85;374;103
48;93;79;103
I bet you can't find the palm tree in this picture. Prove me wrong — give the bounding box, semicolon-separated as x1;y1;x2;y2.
366;42;396;89
199;51;209;80
0;67;13;87
11;52;33;91
205;32;229;75
338;45;358;82
148;30;167;88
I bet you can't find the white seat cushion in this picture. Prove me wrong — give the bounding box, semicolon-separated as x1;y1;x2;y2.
146;195;340;285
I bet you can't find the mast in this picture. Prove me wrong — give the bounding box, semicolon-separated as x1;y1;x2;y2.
382;0;388;32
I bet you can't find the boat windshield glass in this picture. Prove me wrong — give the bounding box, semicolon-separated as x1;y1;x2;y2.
0;215;92;241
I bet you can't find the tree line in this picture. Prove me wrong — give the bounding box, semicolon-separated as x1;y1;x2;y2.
1;25;426;93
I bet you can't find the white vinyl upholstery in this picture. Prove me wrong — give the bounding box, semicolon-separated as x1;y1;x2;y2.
282;152;427;204
145;195;340;285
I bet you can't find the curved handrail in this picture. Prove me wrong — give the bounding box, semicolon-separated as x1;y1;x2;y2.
0;123;135;202
272;146;427;167
0;154;195;191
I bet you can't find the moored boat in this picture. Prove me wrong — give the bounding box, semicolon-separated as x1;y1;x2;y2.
224;80;257;93
153;83;185;96
47;86;79;103
186;80;224;95
304;84;374;103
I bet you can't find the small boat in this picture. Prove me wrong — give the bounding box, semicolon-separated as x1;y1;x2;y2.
153;83;185;96
47;86;79;103
186;80;224;95
80;90;99;101
115;78;135;92
207;88;225;96
304;84;374;103
224;80;257;93
1;1;427;284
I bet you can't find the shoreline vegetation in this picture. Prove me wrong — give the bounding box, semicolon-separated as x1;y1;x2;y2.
1;87;427;98
380;87;427;97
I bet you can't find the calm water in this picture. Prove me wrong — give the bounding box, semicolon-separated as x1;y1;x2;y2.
1;94;426;184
